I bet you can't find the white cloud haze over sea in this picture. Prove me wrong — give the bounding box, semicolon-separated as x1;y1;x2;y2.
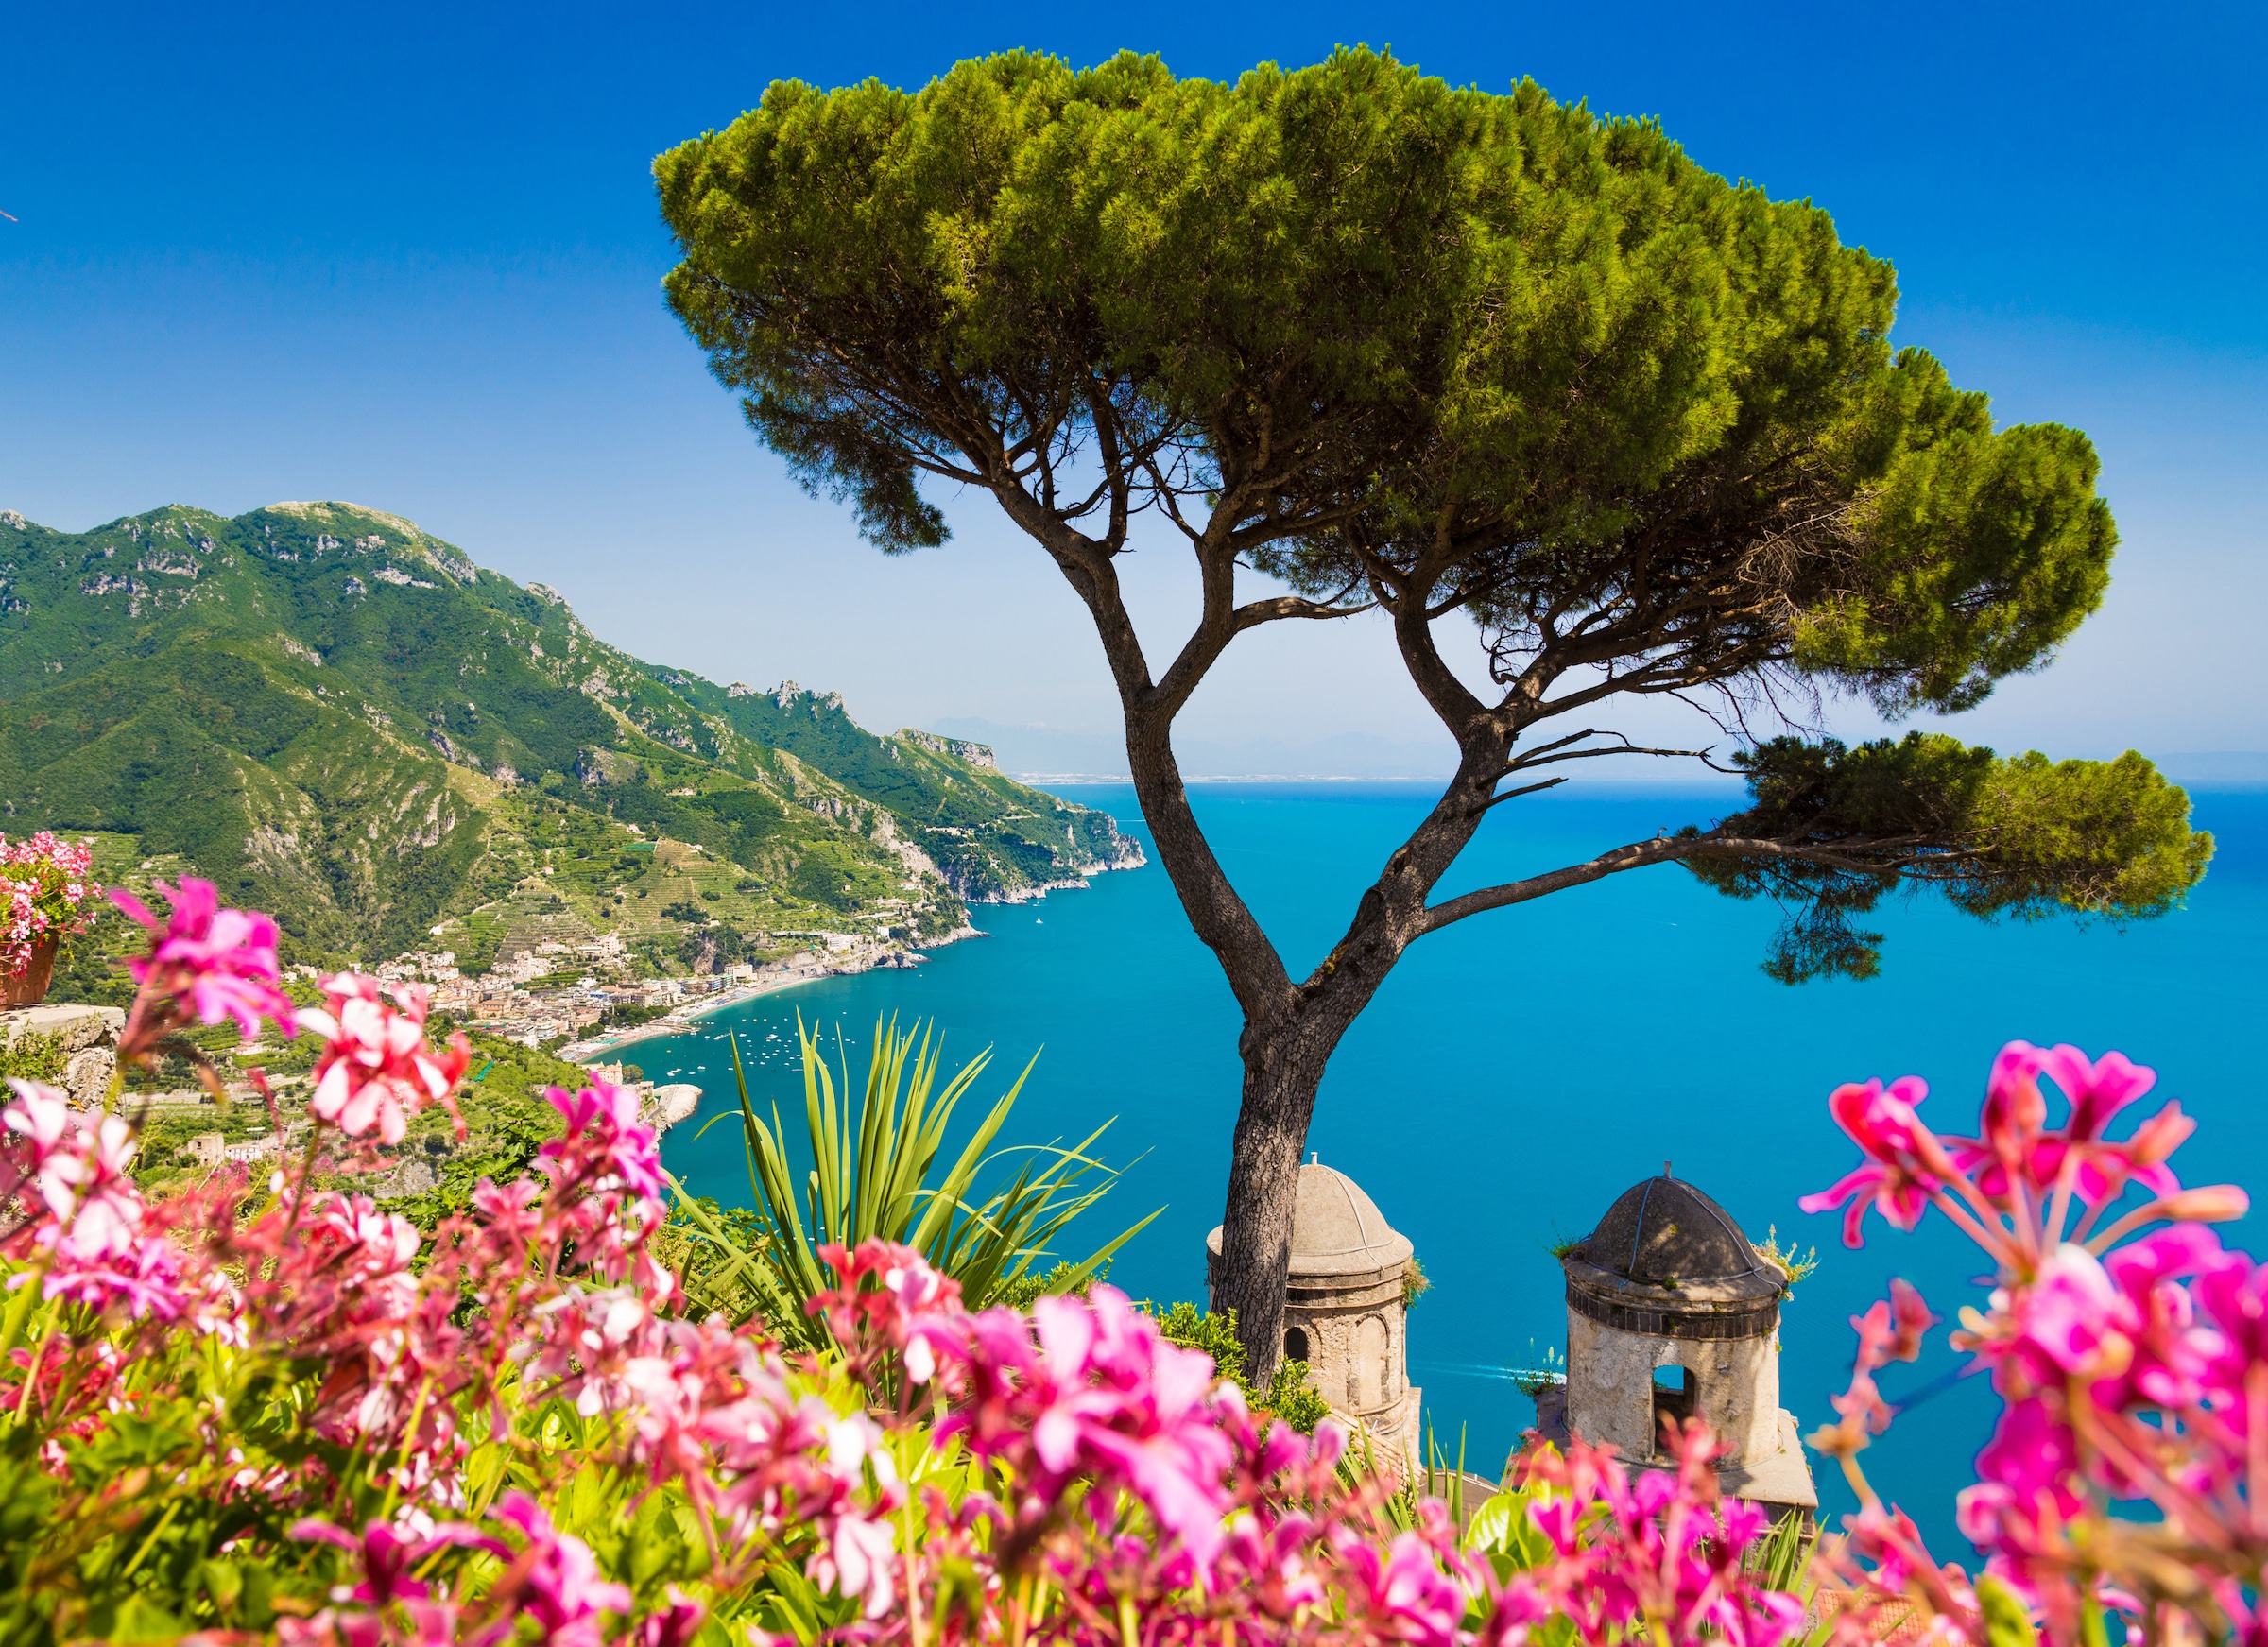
3;3;2261;776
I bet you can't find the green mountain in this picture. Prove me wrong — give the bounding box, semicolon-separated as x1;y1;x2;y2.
0;501;1141;965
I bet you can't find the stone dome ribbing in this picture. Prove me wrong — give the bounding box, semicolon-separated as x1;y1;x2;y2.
1205;1162;1413;1284
1561;1172;1785;1339
1589;1174;1770;1287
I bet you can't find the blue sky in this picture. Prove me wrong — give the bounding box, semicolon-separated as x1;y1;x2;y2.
5;1;2262;769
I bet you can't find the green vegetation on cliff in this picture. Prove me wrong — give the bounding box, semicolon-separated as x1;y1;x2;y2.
0;502;1141;966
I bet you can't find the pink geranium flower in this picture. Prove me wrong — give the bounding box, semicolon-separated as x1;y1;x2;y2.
2045;1043;2158;1143
627;1588;706;1647
2094;1225;2228;1412
0;832;101;977
3;1080;77;1214
933;1278;1236;1571
45;1117;145;1264
1962;1043;2184;1209
1798;1074;1945;1247
306;1192;422;1280
0;1080;179;1318
112;877;296;1044
290;1516;486;1605
300;974;471;1144
541;1080;664;1202
44;1231;185;1322
489;1491;630;1645
1966;1397;2086;1527
1809;1039;2266;1642
810;1508;898;1620
1339;1530;1468;1647
810;1240;974;1394
2013;1243;2131;1379
3;1079;146;1263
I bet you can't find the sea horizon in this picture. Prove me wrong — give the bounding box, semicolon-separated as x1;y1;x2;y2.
994;755;2268;788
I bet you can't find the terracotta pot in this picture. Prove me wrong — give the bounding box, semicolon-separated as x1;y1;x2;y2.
3;935;60;1007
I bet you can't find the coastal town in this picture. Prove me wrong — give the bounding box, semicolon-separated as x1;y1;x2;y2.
370;925;940;1061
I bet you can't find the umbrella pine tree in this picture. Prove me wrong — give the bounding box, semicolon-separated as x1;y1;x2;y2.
657;49;2211;1375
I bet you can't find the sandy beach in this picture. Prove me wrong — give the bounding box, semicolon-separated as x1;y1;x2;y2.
561;935;968;1062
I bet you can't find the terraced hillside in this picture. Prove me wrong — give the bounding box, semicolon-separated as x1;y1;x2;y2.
0;502;1141;965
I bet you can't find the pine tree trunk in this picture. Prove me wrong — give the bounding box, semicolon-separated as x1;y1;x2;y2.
1211;1031;1332;1385
1085;581;1499;1391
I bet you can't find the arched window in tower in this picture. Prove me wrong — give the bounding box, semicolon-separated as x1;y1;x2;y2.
1355;1315;1389;1409
1283;1326;1310;1364
1652;1364;1697;1443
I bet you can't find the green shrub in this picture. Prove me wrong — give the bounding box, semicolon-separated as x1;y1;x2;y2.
0;1031;66;1086
1144;1301;1331;1433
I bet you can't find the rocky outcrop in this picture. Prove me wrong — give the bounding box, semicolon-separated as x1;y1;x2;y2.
1089;833;1148;871
2;1002;127;1107
974;875;1093;905
900;729;999;769
643;1083;701;1133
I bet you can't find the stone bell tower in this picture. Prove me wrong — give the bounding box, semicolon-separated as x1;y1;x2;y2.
1208;1159;1421;1467
1551;1167;1815;1518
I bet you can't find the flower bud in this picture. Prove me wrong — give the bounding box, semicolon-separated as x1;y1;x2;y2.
2123;1101;2195;1167
2155;1185;2248;1224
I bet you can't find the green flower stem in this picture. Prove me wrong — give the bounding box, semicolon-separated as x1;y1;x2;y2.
0;1250;55;1423
377;1370;438;1522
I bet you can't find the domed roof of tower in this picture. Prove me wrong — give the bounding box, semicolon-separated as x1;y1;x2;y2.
1288;1162;1414;1278
1205;1161;1413;1283
1587;1172;1769;1287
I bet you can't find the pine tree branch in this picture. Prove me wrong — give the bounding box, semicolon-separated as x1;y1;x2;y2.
1418;832;1931;935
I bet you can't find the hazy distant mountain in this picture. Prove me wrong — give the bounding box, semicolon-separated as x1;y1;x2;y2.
939;719;2268;795
931;719;1459;781
0;502;1139;961
2154;753;2268;789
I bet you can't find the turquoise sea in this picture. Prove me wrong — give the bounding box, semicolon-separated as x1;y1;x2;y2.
651;781;2268;1552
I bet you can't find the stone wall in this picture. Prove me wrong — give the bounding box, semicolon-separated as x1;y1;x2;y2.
1280;1266;1421;1472
1564;1307;1782;1466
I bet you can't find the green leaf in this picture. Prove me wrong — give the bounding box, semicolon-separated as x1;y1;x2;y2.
1463;1487;1556;1570
1977;1576;2040;1647
693;1014;1149;1353
87;1593;187;1643
1691;733;2210;981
